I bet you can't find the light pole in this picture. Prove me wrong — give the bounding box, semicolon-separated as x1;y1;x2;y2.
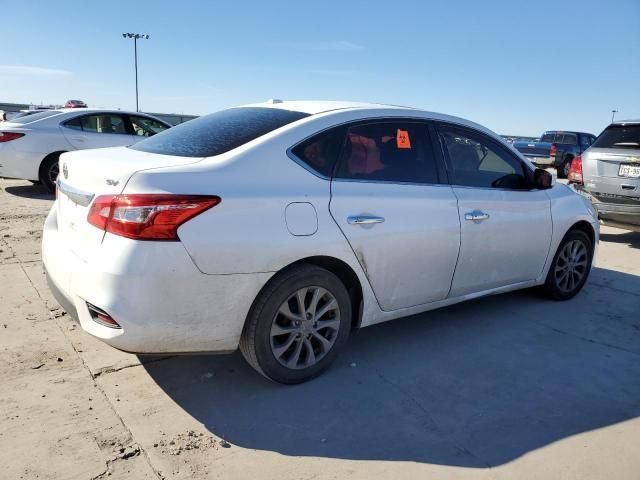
122;33;149;112
611;109;618;123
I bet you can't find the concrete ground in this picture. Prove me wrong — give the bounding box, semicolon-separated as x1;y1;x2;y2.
1;177;639;480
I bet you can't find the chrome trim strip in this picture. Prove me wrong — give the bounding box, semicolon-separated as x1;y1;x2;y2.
56;179;94;207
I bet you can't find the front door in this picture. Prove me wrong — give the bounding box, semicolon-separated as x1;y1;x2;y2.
436;123;552;297
329;120;460;311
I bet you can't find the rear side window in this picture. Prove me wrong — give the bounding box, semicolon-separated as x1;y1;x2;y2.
130;107;310;157
592;125;640;150
541;132;577;144
290;127;345;177
333;121;438;184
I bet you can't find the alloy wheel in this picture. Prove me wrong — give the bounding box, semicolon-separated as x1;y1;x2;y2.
553;239;588;293
270;286;340;370
48;162;59;186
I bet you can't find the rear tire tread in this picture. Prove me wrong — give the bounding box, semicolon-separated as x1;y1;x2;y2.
239;264;349;384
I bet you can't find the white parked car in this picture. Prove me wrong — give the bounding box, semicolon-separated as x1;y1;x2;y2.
0;108;171;191
42;101;599;383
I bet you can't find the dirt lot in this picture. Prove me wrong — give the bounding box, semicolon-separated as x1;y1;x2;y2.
1;176;639;480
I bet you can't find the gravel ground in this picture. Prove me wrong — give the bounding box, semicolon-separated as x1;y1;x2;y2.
1;177;639;480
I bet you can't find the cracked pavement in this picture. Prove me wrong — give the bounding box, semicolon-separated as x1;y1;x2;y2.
1;177;639;479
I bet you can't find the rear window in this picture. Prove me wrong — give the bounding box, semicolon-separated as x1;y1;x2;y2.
7;110;63;124
130;107;310;157
540;132;577;144
592;124;640;150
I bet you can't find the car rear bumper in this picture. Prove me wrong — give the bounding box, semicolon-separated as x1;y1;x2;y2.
42;205;273;353
590;198;640;231
0;144;43;181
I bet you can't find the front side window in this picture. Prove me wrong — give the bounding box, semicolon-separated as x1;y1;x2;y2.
438;125;529;189
290;127;345;177
71;114;127;134
130;107;310;157
130;116;169;137
580;134;591;149
333;121;438;184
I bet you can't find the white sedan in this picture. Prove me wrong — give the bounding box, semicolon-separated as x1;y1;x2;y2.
42;101;599;383
0;108;170;191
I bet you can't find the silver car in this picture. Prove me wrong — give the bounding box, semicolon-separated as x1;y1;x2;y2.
43;101;600;383
582;120;640;231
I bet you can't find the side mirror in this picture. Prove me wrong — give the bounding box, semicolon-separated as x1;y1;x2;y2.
533;168;554;189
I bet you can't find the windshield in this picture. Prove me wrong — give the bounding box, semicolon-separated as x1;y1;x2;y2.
7;110;63;124
130;107;310;157
592;124;640;149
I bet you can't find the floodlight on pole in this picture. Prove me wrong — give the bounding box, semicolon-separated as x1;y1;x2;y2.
121;33;150;111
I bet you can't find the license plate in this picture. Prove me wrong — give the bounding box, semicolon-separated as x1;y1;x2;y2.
618;164;640;178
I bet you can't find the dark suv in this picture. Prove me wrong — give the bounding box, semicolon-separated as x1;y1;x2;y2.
582;120;640;231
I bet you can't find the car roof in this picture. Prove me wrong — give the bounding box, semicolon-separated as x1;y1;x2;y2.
611;119;640;126
242;100;414;115
241;100;496;136
55;108;155;115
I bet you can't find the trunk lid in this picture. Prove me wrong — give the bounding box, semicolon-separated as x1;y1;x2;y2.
583;147;640;198
55;146;203;260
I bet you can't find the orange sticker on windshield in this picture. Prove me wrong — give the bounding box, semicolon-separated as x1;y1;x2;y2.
396;129;411;149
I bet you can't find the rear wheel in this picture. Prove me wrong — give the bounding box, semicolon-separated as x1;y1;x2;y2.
542;229;593;300
39;154;61;193
240;264;351;384
557;157;572;179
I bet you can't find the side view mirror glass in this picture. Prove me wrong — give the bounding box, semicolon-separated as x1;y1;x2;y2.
534;168;554;189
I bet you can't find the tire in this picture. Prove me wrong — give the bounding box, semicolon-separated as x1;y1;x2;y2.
39;154;61;193
542;229;593;300
557;157;572;179
240;264;352;384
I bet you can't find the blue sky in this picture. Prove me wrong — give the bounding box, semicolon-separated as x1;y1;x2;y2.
2;0;639;136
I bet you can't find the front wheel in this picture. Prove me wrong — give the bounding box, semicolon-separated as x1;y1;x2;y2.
240;264;351;384
542;229;594;300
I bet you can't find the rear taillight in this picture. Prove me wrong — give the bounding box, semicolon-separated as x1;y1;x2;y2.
549;144;557;158
568;155;583;184
87;194;220;240
0;132;25;142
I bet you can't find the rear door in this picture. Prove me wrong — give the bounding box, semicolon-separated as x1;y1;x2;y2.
435;123;552;297
329;119;460;311
61;113;136;150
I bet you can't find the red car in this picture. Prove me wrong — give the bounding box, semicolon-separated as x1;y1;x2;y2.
64;100;88;108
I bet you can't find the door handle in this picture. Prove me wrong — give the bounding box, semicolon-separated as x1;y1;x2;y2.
464;210;490;223
347;215;385;225
70;136;86;142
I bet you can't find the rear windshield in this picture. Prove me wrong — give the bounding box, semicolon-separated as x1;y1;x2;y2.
130;107;310;157
592;124;640;150
7;110;62;124
540;132;577;144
